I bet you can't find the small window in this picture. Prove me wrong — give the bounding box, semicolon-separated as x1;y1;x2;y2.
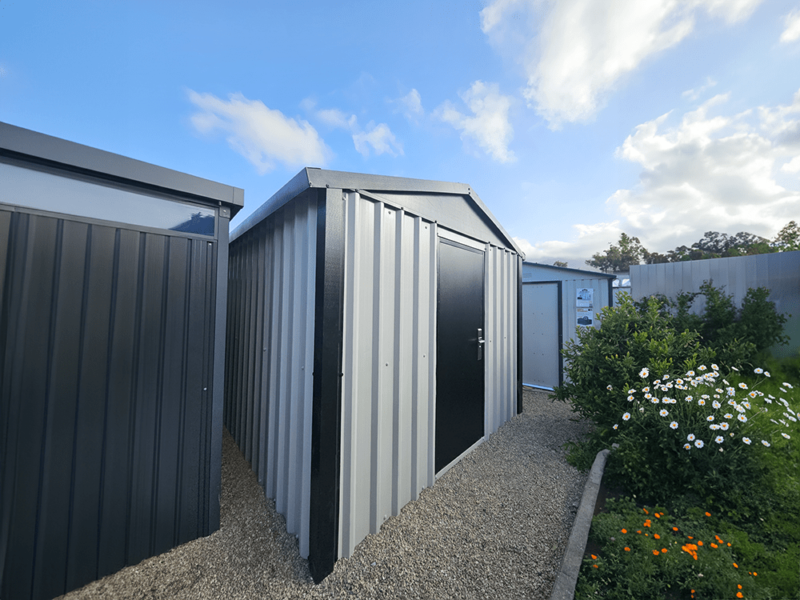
0;161;216;236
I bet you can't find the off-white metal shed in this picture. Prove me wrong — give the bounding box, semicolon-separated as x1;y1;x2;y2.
224;168;522;581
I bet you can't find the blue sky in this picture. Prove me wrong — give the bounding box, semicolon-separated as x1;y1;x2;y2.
2;0;799;267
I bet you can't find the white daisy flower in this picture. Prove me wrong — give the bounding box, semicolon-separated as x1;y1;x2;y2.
695;440;704;448
699;365;707;371
698;399;706;406
709;424;719;430
623;412;631;421
706;415;714;422
720;422;729;431
684;443;691;450
782;433;791;439
764;371;770;377
712;401;721;409
754;368;763;374
670;421;678;430
639;368;649;378
687;433;696;441
738;414;747;423
711;364;719;371
724;414;733;419
686;370;695;377
739;383;748;390
743;437;752;445
715;436;724;444
686;396;694;402
613;424;618;430
627;395;635;402
762;440;771;447
660;409;669;417
607;385;613;390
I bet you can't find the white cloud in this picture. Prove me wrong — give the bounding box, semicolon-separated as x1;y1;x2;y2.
780;8;800;43
519;90;800;265
682;77;718;101
481;0;763;127
393;89;424;123
353;122;404;157
300;98;403;158
435;81;516;162
188;91;330;173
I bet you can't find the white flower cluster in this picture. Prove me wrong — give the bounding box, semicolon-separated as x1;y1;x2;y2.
613;364;797;452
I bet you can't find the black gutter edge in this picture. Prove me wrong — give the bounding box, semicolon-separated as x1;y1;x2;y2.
308;187;345;583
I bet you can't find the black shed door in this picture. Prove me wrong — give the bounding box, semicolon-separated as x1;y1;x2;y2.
435;239;485;473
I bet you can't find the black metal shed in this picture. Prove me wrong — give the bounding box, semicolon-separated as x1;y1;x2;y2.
0;122;243;600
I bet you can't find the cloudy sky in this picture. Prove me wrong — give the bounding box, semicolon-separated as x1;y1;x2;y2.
2;0;799;267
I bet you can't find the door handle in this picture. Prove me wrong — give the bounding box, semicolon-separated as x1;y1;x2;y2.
477;328;485;361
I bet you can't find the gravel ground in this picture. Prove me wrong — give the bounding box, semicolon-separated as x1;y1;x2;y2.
60;388;592;600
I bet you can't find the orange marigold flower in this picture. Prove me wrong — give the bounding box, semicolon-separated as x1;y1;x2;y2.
697;541;703;546
645;533;649;537
727;543;731;547
654;534;661;540
672;527;679;532
738;585;743;589
593;564;598;569
643;508;649;514
591;554;597;560
753;572;757;576
636;530;642;534
643;520;652;527
710;543;718;549
655;513;661;518
733;562;739;568
736;593;743;599
652;549;659;556
661;548;667;553
687;536;694;539
624;547;630;552
705;511;711;517
621;529;627;534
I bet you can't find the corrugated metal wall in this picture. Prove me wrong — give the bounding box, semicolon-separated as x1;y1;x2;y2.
485;245;518;436
337;191;438;558
0;207;220;600
631;252;800;358
224;191;317;558
337;192;519;559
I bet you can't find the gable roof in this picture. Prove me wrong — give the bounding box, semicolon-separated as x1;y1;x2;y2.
231;167;521;254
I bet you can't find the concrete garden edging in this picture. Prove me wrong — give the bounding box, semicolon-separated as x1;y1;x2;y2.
549;448;611;600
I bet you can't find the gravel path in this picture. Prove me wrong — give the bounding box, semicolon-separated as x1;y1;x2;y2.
60;388;591;600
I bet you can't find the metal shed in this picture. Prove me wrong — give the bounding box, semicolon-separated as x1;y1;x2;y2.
224;167;522;581
631;252;800;359
0;122;243;600
521;262;615;389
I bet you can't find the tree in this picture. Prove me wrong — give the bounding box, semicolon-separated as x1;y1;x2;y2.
773;220;800;251
586;233;647;273
553;260;568;268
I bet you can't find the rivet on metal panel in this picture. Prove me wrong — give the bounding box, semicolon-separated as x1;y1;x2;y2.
385;363;389;367
204;387;207;391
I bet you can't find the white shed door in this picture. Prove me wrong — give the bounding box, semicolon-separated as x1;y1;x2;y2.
522;283;560;389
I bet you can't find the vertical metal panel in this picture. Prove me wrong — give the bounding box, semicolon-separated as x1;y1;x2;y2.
485;246;518;436
1;207;220;600
338;192;438;559
630;252;800;358
223;191;317;558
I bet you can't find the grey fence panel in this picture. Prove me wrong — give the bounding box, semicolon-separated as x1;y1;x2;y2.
630;252;800;358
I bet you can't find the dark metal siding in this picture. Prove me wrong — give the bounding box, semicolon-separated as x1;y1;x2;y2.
0;207;220;600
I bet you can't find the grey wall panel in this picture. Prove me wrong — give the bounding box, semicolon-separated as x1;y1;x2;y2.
224;191;317;558
0;208;220;600
338;192;437;559
485;246;518;436
631;252;800;358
